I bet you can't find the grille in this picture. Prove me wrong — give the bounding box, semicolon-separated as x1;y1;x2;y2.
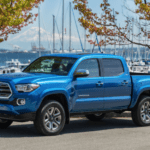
0;82;12;99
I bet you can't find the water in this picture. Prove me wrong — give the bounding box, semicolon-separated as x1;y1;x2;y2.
0;52;50;66
0;49;149;67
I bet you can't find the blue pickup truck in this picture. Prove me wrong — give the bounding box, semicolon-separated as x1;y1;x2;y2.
0;53;150;135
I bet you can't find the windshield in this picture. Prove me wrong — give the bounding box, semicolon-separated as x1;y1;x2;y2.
23;56;77;75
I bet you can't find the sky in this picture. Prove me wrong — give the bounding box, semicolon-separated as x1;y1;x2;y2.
0;0;138;51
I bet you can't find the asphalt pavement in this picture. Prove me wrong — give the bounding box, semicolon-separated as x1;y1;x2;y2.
0;117;150;150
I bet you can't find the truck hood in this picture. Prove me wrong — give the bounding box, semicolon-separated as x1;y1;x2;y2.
0;72;69;84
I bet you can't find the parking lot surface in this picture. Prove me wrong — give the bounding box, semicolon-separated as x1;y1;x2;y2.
0;117;150;150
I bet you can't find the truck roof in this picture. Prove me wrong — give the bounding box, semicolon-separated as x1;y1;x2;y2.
43;53;121;59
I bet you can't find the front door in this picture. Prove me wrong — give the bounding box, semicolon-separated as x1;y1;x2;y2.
72;58;104;112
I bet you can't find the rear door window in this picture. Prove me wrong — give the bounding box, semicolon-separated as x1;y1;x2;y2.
102;59;124;77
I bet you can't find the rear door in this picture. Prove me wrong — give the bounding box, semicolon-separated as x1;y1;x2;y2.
100;58;132;110
72;58;104;112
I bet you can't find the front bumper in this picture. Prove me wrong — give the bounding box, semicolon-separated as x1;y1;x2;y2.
0;91;39;122
0;112;36;121
0;103;36;121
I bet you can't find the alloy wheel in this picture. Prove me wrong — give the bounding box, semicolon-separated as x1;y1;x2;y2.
44;107;62;131
140;101;150;124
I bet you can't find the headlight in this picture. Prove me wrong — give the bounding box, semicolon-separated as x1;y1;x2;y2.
15;84;40;92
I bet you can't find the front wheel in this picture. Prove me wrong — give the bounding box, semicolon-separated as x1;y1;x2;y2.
34;100;66;136
132;95;150;126
85;113;106;122
0;119;13;129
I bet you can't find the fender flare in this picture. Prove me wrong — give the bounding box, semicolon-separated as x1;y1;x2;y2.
129;86;150;108
35;88;70;111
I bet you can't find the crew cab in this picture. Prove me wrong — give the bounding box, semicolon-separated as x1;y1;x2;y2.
0;53;150;135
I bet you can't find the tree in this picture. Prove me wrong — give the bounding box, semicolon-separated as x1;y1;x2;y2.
134;0;150;20
73;0;150;49
0;0;44;43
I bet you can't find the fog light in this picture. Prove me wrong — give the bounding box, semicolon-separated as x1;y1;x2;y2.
16;99;26;106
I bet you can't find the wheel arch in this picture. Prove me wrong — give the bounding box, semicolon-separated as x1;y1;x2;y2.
36;91;70;124
130;87;150;109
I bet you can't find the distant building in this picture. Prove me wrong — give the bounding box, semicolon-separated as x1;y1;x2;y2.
31;42;45;52
31;42;38;52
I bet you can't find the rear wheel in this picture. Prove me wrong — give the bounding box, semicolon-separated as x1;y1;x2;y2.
34;100;66;136
132;95;150;126
85;113;106;122
0;119;13;129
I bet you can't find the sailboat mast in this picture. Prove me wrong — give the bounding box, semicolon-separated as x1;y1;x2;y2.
53;15;55;54
128;17;130;59
69;2;71;52
84;29;86;52
138;19;141;61
145;21;147;61
119;24;120;55
113;9;116;55
62;0;64;53
38;6;41;57
132;18;134;62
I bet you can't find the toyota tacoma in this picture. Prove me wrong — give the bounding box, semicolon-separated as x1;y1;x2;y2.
0;53;150;135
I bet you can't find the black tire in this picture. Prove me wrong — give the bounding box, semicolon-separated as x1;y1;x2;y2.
132;95;150;126
34;100;66;136
85;113;106;122
0;119;13;129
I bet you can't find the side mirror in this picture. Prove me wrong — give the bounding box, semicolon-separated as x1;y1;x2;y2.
74;69;89;78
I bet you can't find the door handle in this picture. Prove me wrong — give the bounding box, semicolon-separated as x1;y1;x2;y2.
96;82;104;86
122;81;128;84
121;81;128;85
